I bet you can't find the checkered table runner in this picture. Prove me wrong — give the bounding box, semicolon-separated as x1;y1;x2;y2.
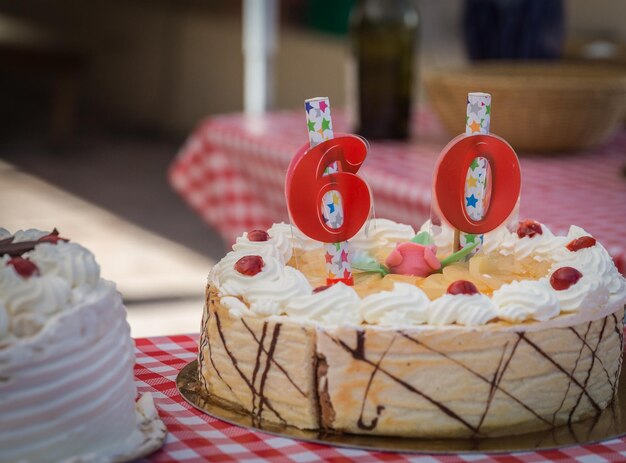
135;334;626;463
169;108;626;274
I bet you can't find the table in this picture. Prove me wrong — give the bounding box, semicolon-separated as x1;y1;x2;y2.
135;334;626;462
169;108;626;274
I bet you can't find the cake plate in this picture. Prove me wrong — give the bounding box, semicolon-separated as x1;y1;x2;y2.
177;360;626;454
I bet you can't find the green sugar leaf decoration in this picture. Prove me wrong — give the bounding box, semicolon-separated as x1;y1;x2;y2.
411;231;433;246
439;242;478;268
352;253;390;277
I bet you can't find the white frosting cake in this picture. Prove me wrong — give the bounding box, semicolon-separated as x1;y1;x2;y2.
0;229;165;462
199;219;626;438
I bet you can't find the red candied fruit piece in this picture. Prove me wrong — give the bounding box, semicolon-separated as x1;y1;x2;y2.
550;267;583;291
566;236;596;252
234;255;264;276
8;257;40;278
313;285;331;293
247;229;270;242
517;219;543;239
37;228;69;245
447;280;479;296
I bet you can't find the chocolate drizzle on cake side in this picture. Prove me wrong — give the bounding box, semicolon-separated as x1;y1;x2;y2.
399;332;545;432
213;311;287;426
356;332;394;431
322;311;623;437
612;312;624;398
518;330;601;414
241;319;307;398
200;289;232;395
326;330;480;434
316;354;336;429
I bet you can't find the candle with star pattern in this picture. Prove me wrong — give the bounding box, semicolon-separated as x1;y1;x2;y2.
304;97;354;285
459;92;491;253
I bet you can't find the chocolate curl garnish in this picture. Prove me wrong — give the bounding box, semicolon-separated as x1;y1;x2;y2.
0;228;68;257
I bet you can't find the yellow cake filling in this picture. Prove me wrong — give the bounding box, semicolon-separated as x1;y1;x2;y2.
289;247;551;300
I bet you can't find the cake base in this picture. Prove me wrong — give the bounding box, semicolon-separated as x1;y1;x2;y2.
177;359;626;454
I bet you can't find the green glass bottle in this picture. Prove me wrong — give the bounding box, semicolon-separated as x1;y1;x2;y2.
348;0;419;140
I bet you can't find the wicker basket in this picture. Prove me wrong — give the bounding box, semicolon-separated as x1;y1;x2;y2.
424;63;626;152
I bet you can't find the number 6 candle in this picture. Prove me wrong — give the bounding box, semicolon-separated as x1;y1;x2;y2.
285;97;372;286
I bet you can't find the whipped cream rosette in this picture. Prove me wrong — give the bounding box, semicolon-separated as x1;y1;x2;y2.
351;219;416;255
360;282;429;326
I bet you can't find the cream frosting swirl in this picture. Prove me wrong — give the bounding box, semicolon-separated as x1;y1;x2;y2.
551;226;624;295
210;251;311;316
551;272;609;313
0;302;9;340
233;228;293;263
232;234;286;263
221;296;253;318
428;293;497;326
0;254;20;293
351;219;415;253
419;220;454;256
1;269;72;337
360;283;429;326
481;226;515;255
2;270;71;316
492;279;560;323
26;242;100;289
268;222;322;252
11;229;49;242
499;223;568;262
286;283;362;326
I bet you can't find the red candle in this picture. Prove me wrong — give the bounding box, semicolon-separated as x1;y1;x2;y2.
433;133;521;236
285;134;371;268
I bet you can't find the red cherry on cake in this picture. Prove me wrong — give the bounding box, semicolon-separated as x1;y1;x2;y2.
516;220;543;239
313;285;330;293
8;257;40;278
566;236;596;252
38;235;63;244
447;280;479;296
38;228;68;245
550;267;582;291
234;255;264;276
247;229;270;242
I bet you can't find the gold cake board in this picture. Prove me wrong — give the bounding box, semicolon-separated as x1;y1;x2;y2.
177;360;626;454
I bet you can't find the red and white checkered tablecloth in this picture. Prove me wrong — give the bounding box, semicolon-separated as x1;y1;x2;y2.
169;108;626;274
135;334;626;463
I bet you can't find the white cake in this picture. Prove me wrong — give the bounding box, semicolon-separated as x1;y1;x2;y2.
0;229;166;462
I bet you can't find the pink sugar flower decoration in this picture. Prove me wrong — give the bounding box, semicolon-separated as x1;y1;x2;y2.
385;242;441;277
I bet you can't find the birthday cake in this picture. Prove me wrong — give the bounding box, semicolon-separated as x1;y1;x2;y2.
197;94;625;439
199;219;626;438
0;229;166;462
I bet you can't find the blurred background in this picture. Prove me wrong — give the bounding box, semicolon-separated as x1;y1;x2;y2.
1;0;625;336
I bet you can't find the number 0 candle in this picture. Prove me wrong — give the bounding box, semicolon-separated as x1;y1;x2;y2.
433;95;521;240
